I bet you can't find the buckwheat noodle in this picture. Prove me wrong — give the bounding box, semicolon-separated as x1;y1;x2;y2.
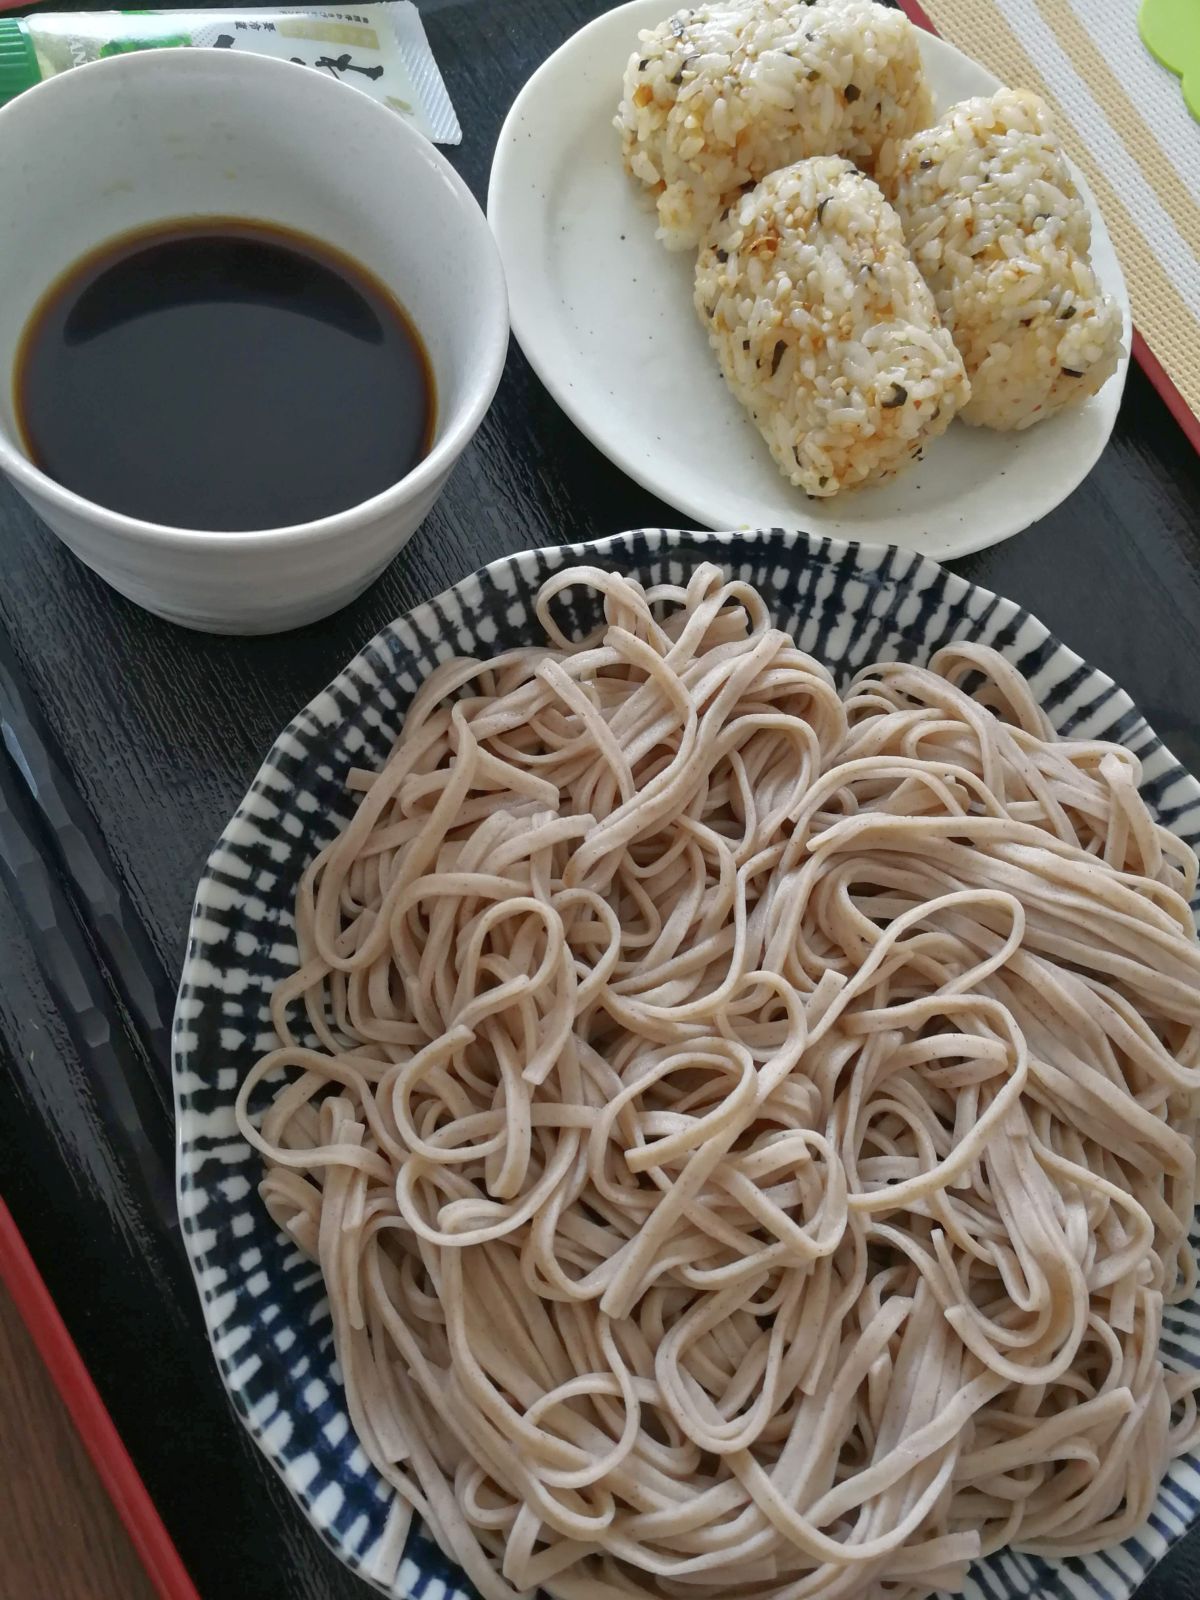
238;564;1200;1600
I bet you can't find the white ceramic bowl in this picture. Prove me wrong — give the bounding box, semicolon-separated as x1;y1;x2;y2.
0;49;508;633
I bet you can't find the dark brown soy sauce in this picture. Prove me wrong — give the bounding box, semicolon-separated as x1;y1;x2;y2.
15;218;435;531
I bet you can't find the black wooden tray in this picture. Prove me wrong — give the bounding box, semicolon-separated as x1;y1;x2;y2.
1;3;1198;1597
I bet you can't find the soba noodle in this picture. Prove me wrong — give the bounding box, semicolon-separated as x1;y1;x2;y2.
238;564;1200;1600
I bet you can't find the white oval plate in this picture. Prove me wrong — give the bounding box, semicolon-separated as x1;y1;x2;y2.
487;0;1130;560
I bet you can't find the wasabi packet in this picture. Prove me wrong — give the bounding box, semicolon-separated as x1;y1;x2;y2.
0;4;461;142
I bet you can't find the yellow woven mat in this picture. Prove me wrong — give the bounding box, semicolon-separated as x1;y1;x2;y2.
911;0;1200;439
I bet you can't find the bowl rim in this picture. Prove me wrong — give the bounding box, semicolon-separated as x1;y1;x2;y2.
174;526;1200;1600
0;48;509;548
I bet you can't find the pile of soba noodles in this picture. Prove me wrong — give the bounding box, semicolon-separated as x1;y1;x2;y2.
239;564;1200;1600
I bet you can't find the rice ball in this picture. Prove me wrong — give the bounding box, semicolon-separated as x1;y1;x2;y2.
696;157;970;495
890;89;1125;431
617;0;934;250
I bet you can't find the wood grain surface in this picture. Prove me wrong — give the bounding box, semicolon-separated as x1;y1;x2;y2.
0;1284;156;1600
0;3;1198;1600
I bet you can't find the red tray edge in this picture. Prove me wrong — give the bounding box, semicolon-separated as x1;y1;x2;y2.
897;0;1200;456
0;1194;202;1600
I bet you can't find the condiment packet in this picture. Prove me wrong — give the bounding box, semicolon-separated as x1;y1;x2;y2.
0;5;461;142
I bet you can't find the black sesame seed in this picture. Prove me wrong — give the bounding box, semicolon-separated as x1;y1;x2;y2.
1059;305;1077;320
743;339;751;351
770;340;786;376
845;83;861;102
638;57;648;69
1062;367;1084;377
819;475;828;487
881;383;908;409
919;158;934;170
715;246;728;262
816;196;831;224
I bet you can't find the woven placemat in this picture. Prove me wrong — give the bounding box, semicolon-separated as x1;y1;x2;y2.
904;0;1200;450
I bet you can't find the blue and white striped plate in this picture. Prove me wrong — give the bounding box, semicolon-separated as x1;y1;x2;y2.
174;529;1200;1600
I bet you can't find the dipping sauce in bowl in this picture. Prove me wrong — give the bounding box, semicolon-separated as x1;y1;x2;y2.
14;217;435;531
0;45;507;632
